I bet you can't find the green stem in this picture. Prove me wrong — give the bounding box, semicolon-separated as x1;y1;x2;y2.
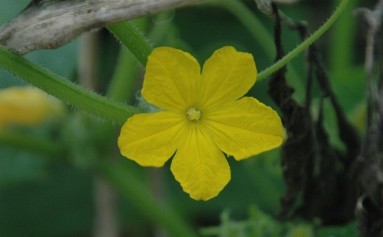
0;45;140;124
107;21;153;66
0;129;64;156
106;48;139;102
106;19;147;102
216;0;306;95
100;161;200;237
329;0;358;72
216;0;301;83
217;0;275;59
257;0;352;80
149;12;175;43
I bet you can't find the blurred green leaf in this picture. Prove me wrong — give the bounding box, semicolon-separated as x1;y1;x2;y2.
0;162;94;237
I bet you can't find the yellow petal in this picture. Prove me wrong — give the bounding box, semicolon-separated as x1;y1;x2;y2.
118;111;186;167
204;97;283;160
142;47;201;111
0;86;64;128
198;46;257;108
170;125;230;201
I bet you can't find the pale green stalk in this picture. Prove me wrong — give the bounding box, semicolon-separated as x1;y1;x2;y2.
216;0;302;85
106;48;139;102
329;0;358;72
217;0;275;59
106;19;147;101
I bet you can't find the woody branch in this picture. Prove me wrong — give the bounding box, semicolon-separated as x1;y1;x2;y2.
0;0;204;55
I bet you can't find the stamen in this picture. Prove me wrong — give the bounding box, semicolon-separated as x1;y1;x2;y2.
186;107;201;121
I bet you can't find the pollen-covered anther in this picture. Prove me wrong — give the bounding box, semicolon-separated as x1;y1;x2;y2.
186;107;201;121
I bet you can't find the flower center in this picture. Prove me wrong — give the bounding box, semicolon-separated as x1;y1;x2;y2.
186;107;201;121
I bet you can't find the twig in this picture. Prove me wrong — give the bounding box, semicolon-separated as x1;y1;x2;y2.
0;0;204;54
353;1;383;236
354;0;383;76
354;0;383;126
94;178;119;237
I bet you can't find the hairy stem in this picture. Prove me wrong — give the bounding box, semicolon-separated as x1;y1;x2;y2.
107;21;153;66
0;45;140;124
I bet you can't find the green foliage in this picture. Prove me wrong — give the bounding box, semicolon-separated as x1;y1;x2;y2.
201;206;356;237
0;0;367;236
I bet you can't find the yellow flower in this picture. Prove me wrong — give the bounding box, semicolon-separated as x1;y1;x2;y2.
0;86;64;128
118;46;283;200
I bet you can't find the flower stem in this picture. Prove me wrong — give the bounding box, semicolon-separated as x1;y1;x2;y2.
257;0;352;80
106;19;147;101
217;0;275;59
107;21;153;66
0;45;140;124
106;48;140;102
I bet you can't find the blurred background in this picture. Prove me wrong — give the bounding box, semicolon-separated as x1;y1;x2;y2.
0;0;375;236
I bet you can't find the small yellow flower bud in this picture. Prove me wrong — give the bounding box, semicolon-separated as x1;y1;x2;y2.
0;86;65;128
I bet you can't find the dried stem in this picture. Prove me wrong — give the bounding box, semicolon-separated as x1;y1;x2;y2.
354;0;383;126
0;0;204;54
354;1;383;236
93;178;119;237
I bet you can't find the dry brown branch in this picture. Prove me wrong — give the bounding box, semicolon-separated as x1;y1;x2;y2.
0;0;204;54
354;0;383;76
354;1;383;236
